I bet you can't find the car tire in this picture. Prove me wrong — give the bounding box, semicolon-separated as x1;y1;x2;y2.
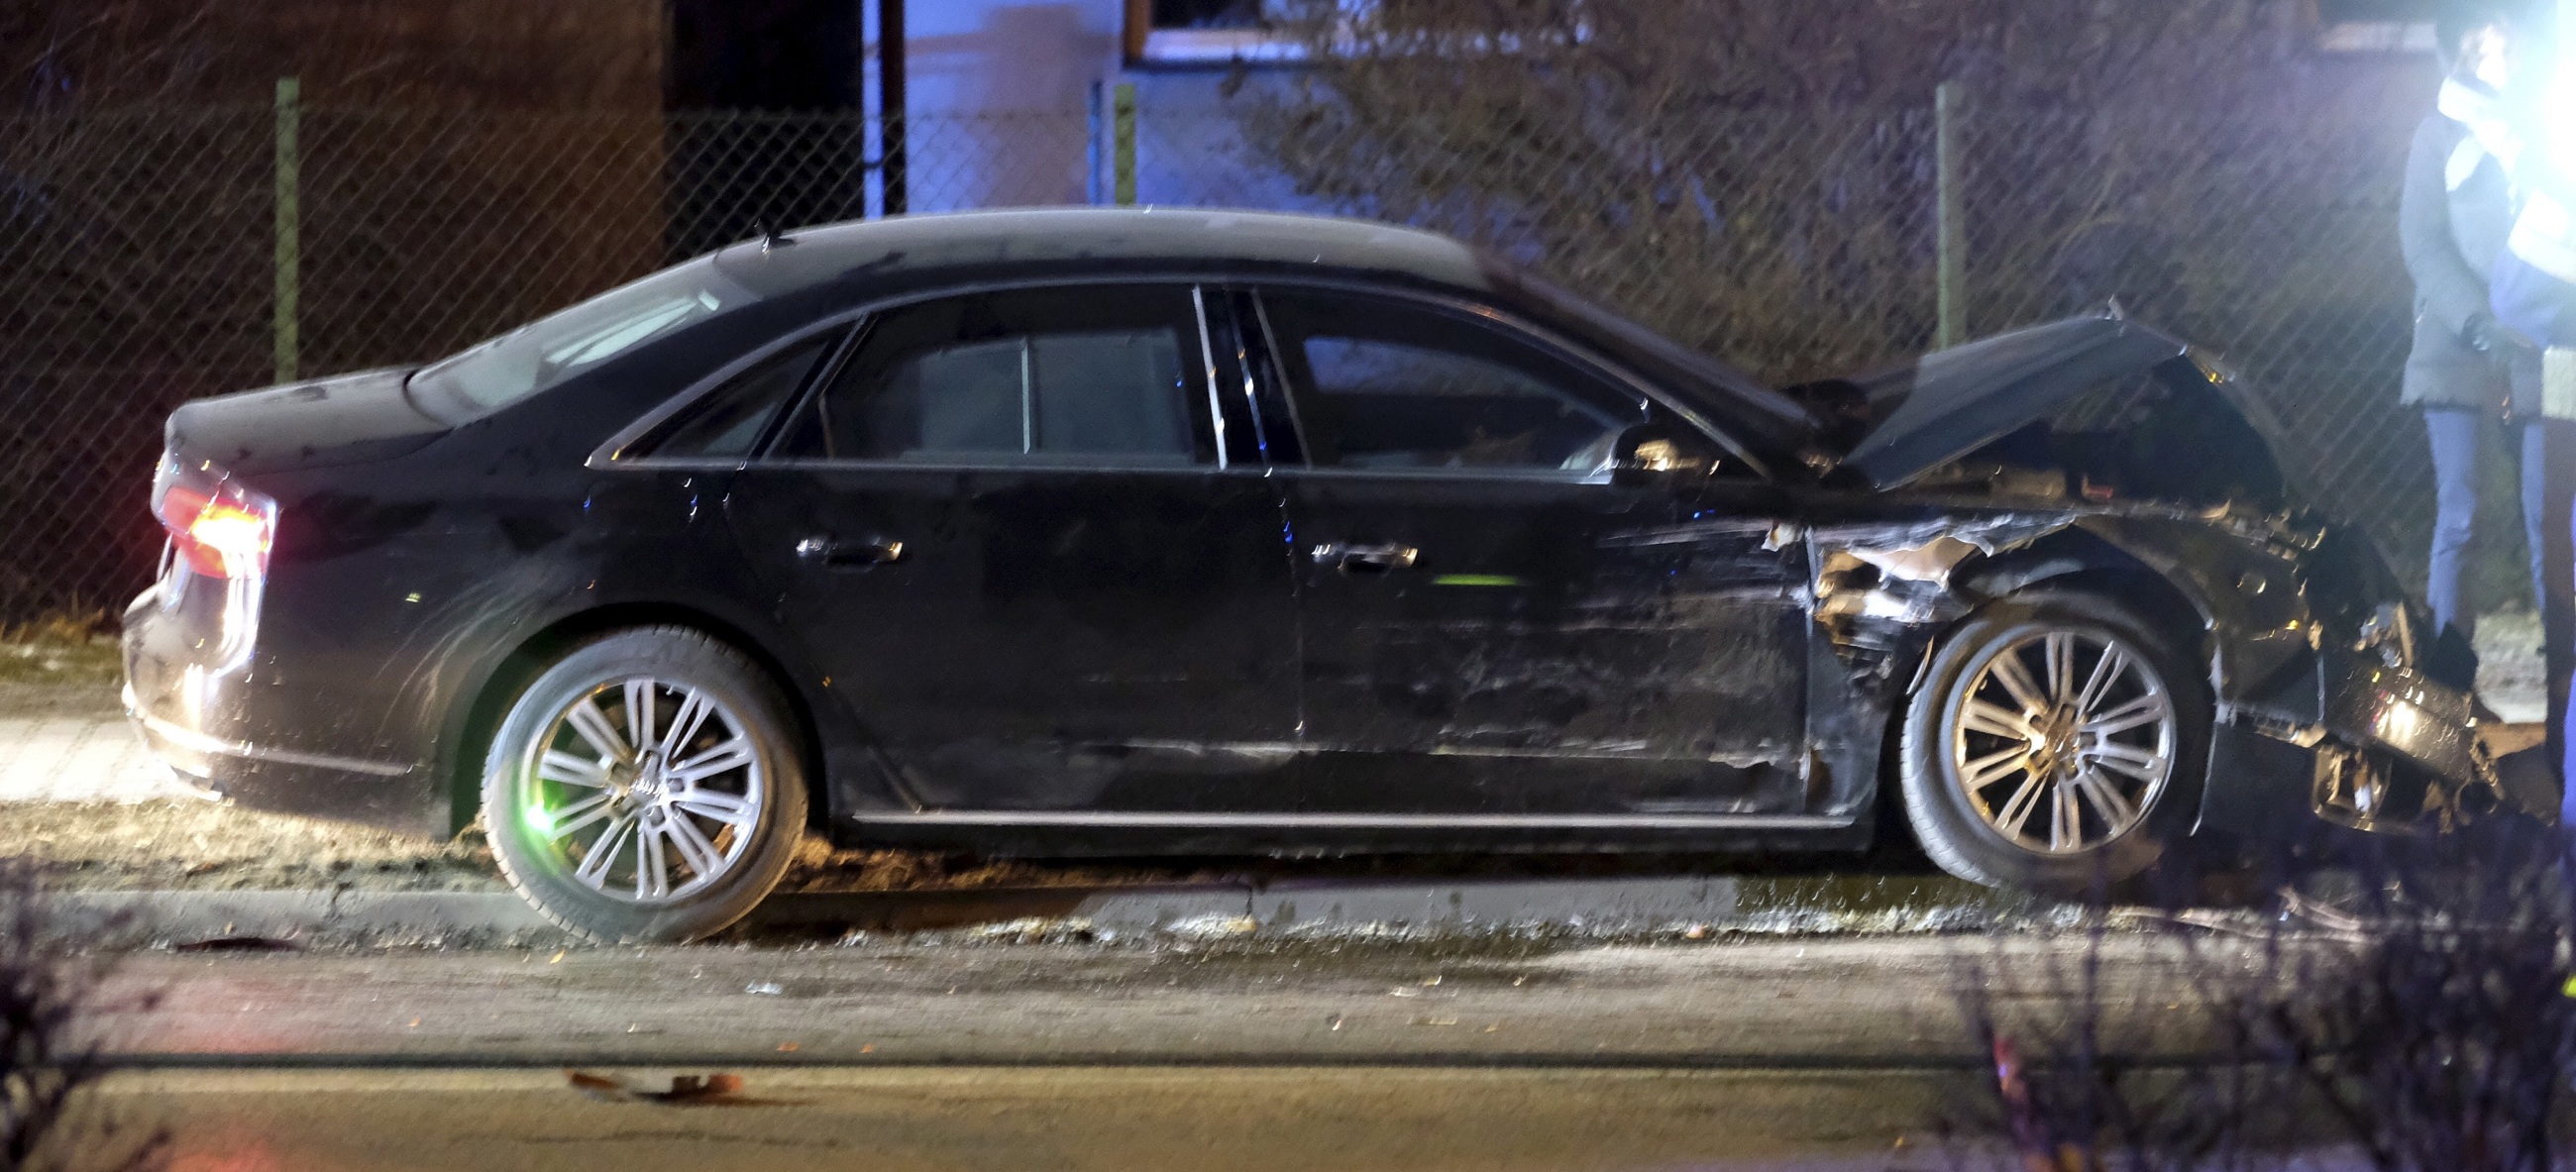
482;626;807;943
1897;592;2209;898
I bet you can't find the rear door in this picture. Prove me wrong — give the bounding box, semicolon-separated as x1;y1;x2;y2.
721;282;1301;812
1248;285;1814;818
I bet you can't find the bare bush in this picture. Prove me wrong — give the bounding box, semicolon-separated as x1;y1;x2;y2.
2243;829;2576;1172
1230;0;2439;575
0;861;161;1172
1942;905;2298;1172
1943;825;2576;1172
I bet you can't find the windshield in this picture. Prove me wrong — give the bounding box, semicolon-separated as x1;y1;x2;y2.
408;259;758;422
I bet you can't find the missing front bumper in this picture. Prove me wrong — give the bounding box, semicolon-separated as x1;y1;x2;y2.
2204;650;2537;839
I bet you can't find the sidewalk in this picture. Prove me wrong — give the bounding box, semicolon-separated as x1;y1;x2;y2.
83;934;2157;1068
0;684;196;803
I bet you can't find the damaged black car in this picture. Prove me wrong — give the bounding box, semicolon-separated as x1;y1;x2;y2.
122;208;2526;941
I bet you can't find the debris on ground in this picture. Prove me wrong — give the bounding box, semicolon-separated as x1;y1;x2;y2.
0;797;1214;895
171;935;303;952
563;1070;770;1107
1;799;500;892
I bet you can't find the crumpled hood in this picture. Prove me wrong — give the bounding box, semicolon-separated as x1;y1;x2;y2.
1827;313;2293;501
167;367;448;475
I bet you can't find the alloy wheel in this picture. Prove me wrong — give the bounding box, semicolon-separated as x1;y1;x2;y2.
1948;629;2175;854
516;676;767;903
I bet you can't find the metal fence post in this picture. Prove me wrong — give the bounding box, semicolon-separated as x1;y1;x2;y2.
1934;80;1965;350
1088;79;1106;205
273;76;301;385
1114;82;1137;206
878;0;907;216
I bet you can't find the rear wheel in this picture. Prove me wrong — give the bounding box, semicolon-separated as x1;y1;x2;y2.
1898;593;2209;897
483;627;806;943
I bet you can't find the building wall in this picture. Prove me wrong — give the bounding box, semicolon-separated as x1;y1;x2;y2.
8;0;663;111
863;0;1312;212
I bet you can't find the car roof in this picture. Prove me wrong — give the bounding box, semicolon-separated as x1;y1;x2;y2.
699;206;1822;471
709;207;1499;297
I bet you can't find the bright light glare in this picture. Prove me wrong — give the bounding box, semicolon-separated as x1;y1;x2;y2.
188;504;273;578
158;479;274;579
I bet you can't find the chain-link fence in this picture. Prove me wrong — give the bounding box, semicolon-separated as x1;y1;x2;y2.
1220;97;2445;585
0;106;1093;622
0;98;2452;624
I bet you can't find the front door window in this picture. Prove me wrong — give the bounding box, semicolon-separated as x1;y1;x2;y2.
1258;289;1641;475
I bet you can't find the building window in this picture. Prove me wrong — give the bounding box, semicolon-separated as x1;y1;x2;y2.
1126;0;1313;66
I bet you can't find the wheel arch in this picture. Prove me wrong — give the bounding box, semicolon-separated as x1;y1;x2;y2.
444;601;830;835
1948;531;2216;675
1877;530;2217;855
1891;547;2220;892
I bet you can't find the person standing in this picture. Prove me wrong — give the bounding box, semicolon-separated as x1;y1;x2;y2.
2478;12;2576;790
2401;8;2553;702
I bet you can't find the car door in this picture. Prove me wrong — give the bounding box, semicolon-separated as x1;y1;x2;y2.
1246;284;1814;818
722;281;1301;812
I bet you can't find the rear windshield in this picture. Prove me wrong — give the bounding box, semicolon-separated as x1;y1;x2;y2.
407;259;758;423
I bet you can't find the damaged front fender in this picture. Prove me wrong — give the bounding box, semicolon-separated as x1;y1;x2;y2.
1803;506;2516;844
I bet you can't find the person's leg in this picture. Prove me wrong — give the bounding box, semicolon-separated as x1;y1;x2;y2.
2527;419;2552;606
2562;453;2576;803
2425;407;2483;638
2537;418;2576;779
2555;479;2576;799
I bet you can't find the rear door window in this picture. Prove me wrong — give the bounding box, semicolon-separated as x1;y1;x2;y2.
774;284;1217;467
641;331;838;459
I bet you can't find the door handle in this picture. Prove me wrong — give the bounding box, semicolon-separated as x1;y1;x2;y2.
1312;542;1419;574
797;536;906;569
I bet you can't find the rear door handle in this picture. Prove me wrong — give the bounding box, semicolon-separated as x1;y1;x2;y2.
1312;542;1419;574
797;536;906;569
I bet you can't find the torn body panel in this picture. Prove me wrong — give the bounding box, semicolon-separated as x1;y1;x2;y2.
1276;476;1815;818
1798;500;2506;843
1784;310;2514;843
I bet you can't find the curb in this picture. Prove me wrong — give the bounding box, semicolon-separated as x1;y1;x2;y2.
45;874;1999;944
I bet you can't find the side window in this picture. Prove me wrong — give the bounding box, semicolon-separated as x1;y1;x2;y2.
643;331;837;459
777;285;1215;465
1256;289;1645;473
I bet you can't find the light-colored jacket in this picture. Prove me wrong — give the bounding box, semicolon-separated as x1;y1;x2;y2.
2401;112;2542;413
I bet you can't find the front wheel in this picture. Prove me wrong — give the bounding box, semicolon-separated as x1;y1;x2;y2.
483;627;807;943
1898;593;2209;898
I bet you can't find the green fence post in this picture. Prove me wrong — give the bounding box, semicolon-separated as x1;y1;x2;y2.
1113;82;1137;207
1934;80;1965;350
273;76;301;385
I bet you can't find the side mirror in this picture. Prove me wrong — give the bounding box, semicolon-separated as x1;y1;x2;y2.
1609;422;1718;487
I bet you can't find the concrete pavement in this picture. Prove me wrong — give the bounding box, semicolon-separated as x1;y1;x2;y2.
0;688;196;803
111;1065;1952;1172
87;935;2209;1068
59;934;2241;1172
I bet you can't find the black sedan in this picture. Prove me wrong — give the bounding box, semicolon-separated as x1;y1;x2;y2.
124;208;2508;941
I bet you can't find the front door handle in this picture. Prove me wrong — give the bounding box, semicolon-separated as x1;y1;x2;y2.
1312;542;1419;574
797;535;906;569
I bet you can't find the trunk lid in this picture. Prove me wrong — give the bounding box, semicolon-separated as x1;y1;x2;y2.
166;368;449;475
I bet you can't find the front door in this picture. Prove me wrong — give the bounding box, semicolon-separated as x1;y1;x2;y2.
1249;286;1813;816
723;282;1300;811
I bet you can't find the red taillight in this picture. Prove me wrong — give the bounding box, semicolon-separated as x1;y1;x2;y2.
154;460;276;580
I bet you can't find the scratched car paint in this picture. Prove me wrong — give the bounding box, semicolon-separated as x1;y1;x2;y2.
122;208;2522;941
